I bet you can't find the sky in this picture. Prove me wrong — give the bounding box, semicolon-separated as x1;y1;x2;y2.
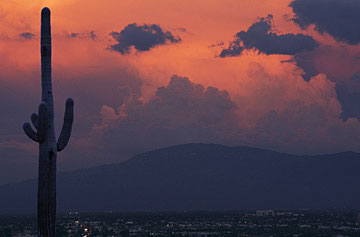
0;0;360;184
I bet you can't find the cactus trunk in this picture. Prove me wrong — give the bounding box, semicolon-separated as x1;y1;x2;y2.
23;7;74;237
39;7;57;236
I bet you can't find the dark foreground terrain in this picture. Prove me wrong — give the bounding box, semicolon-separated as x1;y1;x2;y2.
1;144;360;213
1;211;360;236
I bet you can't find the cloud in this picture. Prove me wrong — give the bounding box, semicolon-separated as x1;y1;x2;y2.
19;32;35;39
2;0;360;186
280;51;319;82
176;27;187;33
3;61;360;184
209;42;225;48
77;69;360;165
281;44;360;119
336;75;360;120
282;60;360;120
351;72;360;83
84;75;239;159
240;64;360;153
67;31;96;40
220;15;318;57
109;23;181;55
290;0;360;45
89;31;96;40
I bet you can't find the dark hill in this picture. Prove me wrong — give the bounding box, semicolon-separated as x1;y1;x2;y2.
1;143;360;214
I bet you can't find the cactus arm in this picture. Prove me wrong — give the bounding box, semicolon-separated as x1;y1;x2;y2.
23;103;48;143
57;98;74;152
23;123;41;142
31;113;39;130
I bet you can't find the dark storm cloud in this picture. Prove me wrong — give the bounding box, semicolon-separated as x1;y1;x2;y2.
19;32;35;39
281;52;319;82
293;53;318;82
109;23;181;55
336;76;360;120
220;15;319;57
290;0;360;45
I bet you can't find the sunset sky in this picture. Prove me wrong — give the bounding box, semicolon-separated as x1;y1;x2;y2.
1;0;360;184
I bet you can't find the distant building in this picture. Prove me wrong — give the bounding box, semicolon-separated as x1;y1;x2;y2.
256;210;275;217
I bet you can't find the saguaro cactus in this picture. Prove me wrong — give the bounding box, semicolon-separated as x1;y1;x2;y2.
23;7;74;237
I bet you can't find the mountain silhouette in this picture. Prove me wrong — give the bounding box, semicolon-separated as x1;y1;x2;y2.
1;143;360;214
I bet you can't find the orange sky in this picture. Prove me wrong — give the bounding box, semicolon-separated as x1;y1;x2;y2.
0;0;360;182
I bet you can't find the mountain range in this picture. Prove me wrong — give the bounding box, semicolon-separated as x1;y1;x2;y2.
1;143;360;214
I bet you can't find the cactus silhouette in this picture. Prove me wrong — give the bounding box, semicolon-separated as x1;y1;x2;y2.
23;7;74;237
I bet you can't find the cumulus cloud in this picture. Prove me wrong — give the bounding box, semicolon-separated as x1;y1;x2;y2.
290;0;360;45
3;64;360;184
237;64;360;153
19;32;35;39
109;23;181;55
84;75;239;159
282;45;360;119
78;69;360;164
220;15;318;57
